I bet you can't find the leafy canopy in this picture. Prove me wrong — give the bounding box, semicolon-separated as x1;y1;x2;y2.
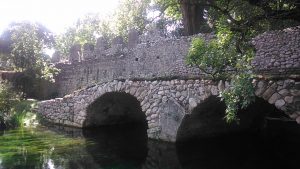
0;22;59;99
8;22;59;81
55;13;114;58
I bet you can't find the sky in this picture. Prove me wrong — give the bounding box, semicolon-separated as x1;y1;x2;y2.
0;0;120;35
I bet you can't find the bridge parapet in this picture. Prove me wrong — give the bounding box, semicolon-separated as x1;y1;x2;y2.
252;26;300;77
51;26;300;97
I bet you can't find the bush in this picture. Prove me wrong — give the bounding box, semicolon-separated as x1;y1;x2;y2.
9;100;37;128
0;83;17;128
220;74;255;123
0;82;36;129
186;36;255;123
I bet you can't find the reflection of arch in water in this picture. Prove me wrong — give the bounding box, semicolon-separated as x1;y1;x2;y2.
83;124;148;168
41;123;148;169
176;132;294;169
84;92;147;127
142;140;182;169
176;96;286;142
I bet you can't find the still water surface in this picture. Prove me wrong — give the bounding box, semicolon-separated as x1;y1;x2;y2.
0;122;299;169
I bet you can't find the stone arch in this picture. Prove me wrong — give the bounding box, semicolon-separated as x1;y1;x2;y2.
71;80;158;130
83;91;147;127
254;79;300;122
176;95;288;142
176;96;229;142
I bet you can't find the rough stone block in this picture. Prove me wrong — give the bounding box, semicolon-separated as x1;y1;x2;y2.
218;80;225;91
255;81;267;97
296;116;300;124
188;98;197;111
275;99;285;109
278;89;289;96
284;96;294;104
262;83;277;100
268;93;281;104
289;113;298;119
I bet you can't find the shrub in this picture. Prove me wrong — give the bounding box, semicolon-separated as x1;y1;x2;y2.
0;82;17;128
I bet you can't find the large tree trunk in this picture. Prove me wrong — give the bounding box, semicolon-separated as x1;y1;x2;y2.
179;0;211;35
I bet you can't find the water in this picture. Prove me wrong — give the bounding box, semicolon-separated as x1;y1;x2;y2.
0;121;299;169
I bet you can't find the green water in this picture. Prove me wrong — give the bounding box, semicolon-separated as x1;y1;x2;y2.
0;122;299;169
0;127;89;169
0;124;148;169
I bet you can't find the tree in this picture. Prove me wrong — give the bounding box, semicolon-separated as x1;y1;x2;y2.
113;0;151;38
153;0;300;35
0;82;16;129
0;22;59;98
55;13;114;58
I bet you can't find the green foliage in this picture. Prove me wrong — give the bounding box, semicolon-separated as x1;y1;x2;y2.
55;27;77;59
187;37;237;79
220;73;255;123
2;22;60;97
11;25;43;70
55;13;114;58
9;100;37;128
186;33;257;123
0;89;37;129
7;22;59;77
54;0;185;56
153;0;182;20
113;0;151;38
0;82;18;128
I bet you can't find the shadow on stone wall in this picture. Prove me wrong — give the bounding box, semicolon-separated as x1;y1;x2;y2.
84;92;147;127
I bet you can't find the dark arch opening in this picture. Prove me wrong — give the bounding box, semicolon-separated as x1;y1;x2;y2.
82;92;148;168
84;92;147;128
176;96;287;142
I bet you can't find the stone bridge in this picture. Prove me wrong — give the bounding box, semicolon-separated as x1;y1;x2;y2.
38;26;300;142
38;78;300;142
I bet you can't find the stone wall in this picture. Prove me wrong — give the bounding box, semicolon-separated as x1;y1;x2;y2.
53;26;300;97
54;32;211;97
252;26;300;76
38;78;300;142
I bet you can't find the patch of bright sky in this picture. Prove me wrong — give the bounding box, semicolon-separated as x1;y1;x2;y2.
0;0;120;35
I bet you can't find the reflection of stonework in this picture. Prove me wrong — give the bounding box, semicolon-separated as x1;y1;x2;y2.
142;140;181;169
